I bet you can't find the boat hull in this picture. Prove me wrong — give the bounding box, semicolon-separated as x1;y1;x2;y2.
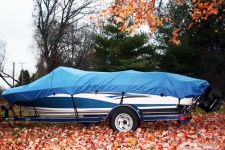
15;93;193;118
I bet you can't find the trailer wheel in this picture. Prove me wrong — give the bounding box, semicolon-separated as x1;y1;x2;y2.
110;107;140;132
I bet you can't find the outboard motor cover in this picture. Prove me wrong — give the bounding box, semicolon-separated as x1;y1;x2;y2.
197;87;224;113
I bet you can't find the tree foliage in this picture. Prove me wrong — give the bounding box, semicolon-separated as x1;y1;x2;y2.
95;0;223;45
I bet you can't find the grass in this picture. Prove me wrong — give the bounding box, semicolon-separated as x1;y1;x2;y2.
0;103;34;117
194;105;225;114
194;99;225;114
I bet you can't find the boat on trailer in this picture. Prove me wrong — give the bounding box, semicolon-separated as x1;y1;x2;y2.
1;67;224;132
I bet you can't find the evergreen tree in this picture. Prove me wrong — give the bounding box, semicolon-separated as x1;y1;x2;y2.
154;1;198;75
154;0;225;96
16;69;31;86
0;86;5;102
93;18;158;72
186;3;225;93
159;35;197;74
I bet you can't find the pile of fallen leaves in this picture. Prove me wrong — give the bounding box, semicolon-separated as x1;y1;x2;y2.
0;113;225;150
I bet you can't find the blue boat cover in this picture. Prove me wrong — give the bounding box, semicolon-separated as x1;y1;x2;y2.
2;67;209;104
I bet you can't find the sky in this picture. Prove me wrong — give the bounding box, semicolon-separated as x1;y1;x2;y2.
0;0;35;89
0;0;148;89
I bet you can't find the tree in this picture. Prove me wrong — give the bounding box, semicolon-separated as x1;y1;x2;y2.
153;0;225;97
93;17;158;72
15;69;31;87
33;22;97;79
0;39;7;86
158;36;197;74
186;2;225;96
0;86;5;102
33;0;96;73
0;39;6;71
152;1;198;74
58;23;97;70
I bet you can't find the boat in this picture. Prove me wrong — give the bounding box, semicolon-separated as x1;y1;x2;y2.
14;93;194;118
1;67;224;131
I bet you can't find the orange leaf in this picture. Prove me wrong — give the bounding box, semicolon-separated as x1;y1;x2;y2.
128;9;134;15
150;135;155;141
168;39;172;43
165;16;169;22
189;22;194;28
146;12;151;18
176;40;181;45
119;9;125;14
110;8;114;14
172;28;180;35
101;9;107;13
211;9;219;14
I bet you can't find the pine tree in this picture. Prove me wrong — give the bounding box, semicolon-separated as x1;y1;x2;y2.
93;18;158;72
17;69;31;86
153;1;198;75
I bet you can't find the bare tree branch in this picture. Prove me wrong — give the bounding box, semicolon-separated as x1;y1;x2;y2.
33;0;96;73
0;39;6;71
0;71;20;88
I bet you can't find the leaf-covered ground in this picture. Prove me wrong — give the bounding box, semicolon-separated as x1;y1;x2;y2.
0;113;225;150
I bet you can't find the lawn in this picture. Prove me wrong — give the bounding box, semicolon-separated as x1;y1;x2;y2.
0;103;34;117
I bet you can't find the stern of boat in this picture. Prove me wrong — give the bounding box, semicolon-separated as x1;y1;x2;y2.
187;86;224;113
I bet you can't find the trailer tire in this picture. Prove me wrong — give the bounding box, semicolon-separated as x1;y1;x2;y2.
110;107;140;132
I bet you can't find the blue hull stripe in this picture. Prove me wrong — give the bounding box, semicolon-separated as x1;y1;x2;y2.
16;97;117;108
